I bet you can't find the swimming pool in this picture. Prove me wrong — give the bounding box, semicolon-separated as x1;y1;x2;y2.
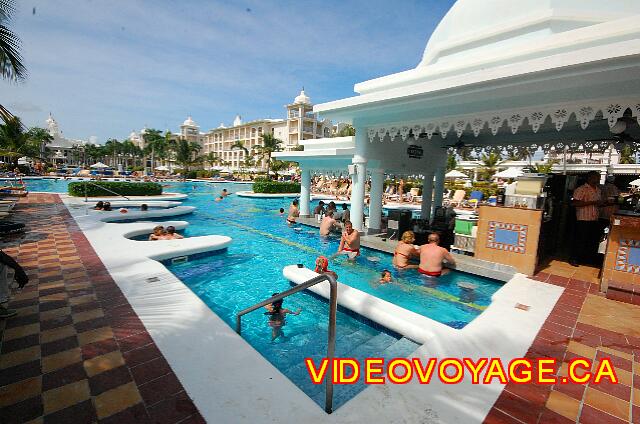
21;178;503;410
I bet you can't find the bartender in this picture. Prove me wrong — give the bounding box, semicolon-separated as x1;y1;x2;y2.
600;175;620;230
570;171;603;267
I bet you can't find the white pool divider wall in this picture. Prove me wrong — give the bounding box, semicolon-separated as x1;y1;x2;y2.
283;265;452;344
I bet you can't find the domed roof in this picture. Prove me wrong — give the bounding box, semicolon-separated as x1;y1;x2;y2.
129;130;138;139
294;89;311;105
233;115;242;127
419;0;640;69
218;122;226;129
182;116;197;127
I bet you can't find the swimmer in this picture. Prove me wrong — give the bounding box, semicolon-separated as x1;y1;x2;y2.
314;256;338;280
215;196;224;202
279;208;285;215
165;226;184;240
221;188;229;198
149;225;166;241
379;269;392;284
319;210;339;236
93;201;104;210
287;199;300;225
264;293;301;341
140;204;148;211
418;233;456;277
337;220;360;260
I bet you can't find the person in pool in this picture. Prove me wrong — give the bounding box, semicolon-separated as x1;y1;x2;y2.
164;226;183;240
337;220;360;260
319;210;339;236
140;204;148;211
314;256;338;279
279;208;285;215
393;231;419;270
221;189;229;198
102;202;112;211
93;201;104;210
287;199;300;225
379;269;392;284
313;201;325;216
418;233;456;277
149;225;166;241
264;293;301;341
214;196;224;202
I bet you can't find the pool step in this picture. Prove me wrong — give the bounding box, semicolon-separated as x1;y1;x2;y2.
343;332;400;360
380;337;420;358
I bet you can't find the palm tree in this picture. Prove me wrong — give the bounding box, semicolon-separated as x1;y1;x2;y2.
446;153;457;171
172;139;202;179
270;159;295;179
142;129;164;172
255;133;283;179
103;138;122;168
619;145;636;164
334;124;355;137
0;116;52;166
203;152;220;170
528;159;558;174
0;0;26;82
478;152;502;180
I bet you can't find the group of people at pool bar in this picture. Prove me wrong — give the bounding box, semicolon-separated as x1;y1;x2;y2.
286;199;456;280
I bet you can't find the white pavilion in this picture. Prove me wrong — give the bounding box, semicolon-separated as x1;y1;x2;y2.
277;0;640;234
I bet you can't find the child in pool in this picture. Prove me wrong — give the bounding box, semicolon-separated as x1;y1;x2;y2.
279;208;285;215
264;293;302;341
379;269;392;284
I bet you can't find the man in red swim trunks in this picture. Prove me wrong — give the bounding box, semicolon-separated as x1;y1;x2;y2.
337;220;360;260
418;233;456;277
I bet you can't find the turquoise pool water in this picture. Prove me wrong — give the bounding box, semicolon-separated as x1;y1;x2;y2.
18;178;503;410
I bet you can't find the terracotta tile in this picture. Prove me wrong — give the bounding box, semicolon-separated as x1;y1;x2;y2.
579;404;627;424
42;399;95;424
2;323;40;341
40;315;73;331
40;325;76;344
94;381;143;420
583;387;630;421
42;362;87;392
42;379;90;415
567;340;596;359
0;395;43;424
545;390;580;421
68;294;96;306
41;335;79;357
0;346;41;370
117;332;153;353
138;372;184;407
0;376;41;408
72;308;103;324
41;348;82;374
39;307;71;322
88;366;133;396
147;391;199;424
83;351;125;377
4;313;39;329
130;357;172;385
77;327;113;346
80;338;119;360
98;402;151;424
599;345;634;361
122;343;162;368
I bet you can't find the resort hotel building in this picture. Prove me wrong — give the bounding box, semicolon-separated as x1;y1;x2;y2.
41;113;97;166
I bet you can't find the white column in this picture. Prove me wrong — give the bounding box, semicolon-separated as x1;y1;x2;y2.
350;157;367;231
300;167;311;217
421;172;435;221
367;168;385;232
433;167;446;209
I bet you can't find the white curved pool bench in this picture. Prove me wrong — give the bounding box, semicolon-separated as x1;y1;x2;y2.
236;191;300;198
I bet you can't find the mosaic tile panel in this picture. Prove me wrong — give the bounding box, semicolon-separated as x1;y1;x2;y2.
486;221;527;254
615;239;640;274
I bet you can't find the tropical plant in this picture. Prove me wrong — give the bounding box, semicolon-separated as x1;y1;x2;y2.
270;159;295;179
478;152;502;180
619;144;636;164
528;159;558;174
0;0;25;82
446;153;457;171
255;133;283;178
203;152;220;169
0;116;52;166
334;124;355;137
171;139;202;179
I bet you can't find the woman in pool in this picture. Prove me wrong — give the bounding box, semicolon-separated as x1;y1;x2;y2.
93;201;104;210
149;225;166;241
379;269;393;284
102;202;112;211
393;231;419;270
264;293;301;341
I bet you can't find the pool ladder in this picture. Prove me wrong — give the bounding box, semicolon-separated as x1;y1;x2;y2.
236;274;338;414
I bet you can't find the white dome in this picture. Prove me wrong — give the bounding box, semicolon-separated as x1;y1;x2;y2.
420;0;640;68
129;130;137;139
183;116;197;127
218;122;226;129
294;89;311;105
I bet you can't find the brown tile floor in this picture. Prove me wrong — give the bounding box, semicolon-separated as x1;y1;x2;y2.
484;261;640;424
0;194;204;424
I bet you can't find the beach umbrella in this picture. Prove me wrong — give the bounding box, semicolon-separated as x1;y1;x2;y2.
493;168;524;179
154;165;170;171
445;170;467;179
90;162;109;169
629;178;640;187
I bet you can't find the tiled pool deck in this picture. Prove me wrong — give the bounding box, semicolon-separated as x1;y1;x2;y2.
0;194;203;424
1;195;640;423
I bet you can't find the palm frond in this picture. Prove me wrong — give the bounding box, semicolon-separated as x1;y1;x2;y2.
0;23;26;81
0;0;16;21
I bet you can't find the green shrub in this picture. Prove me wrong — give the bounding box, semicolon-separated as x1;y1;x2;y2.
68;181;163;197
253;179;300;194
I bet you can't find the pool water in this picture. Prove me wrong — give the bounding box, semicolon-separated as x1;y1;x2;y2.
19;178;503;410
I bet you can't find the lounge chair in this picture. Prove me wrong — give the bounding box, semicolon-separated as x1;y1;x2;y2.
384;185;399;202
467;190;484;209
408;187;422;203
447;190;466;207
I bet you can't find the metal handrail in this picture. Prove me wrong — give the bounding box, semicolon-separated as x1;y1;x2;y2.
236;273;338;414
82;181;131;201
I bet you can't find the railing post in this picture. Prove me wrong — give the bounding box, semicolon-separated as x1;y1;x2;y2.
324;274;337;414
84;181;88;203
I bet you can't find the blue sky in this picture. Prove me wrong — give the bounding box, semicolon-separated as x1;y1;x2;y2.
3;0;454;143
